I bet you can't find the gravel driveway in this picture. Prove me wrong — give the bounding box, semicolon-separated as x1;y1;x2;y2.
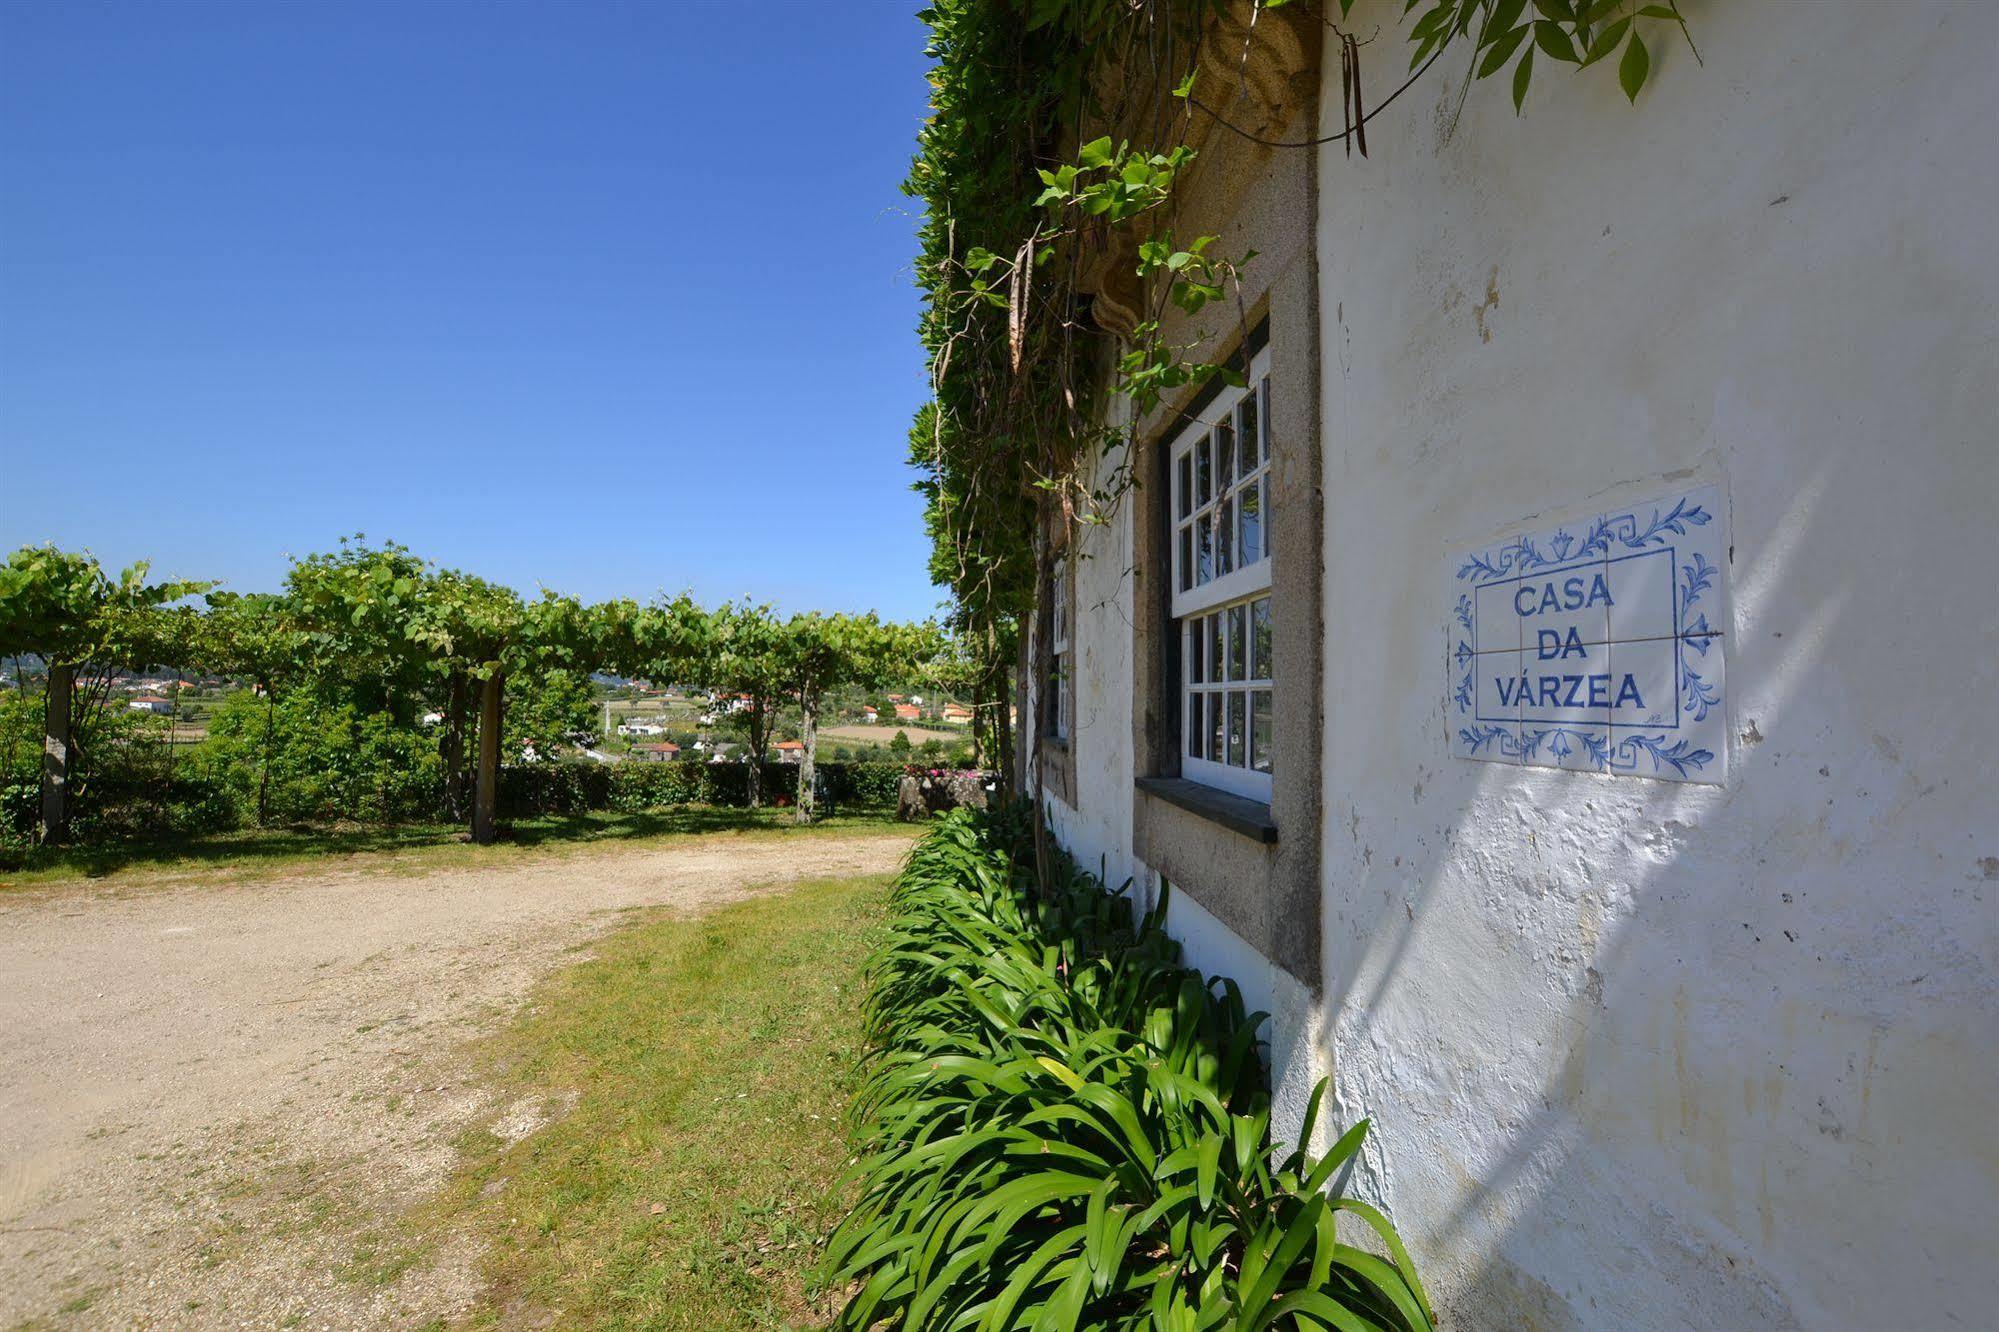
0;829;913;1329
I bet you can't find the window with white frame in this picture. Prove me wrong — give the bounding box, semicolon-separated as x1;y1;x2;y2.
1048;548;1071;742
1171;350;1272;802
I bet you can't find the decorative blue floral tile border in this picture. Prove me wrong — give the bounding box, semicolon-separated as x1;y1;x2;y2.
1447;484;1727;785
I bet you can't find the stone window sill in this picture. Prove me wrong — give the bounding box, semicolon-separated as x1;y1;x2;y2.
1134;777;1277;844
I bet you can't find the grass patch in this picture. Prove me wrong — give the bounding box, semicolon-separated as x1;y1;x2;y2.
0;806;906;889
423;873;889;1330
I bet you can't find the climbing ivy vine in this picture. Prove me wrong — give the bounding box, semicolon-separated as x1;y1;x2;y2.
905;0;1697;767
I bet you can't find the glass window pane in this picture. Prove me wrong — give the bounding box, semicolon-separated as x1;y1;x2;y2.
1210;689;1225;760
1227;691;1246;766
1178;526;1192;592
1216;496;1235;577
1240;477;1262;566
1237;394;1258;475
1227;603;1246;681
1177;452;1192;519
1215;420;1235;491
1195;436;1211;507
1251;690;1273;773
1259;479;1272;563
1258;379;1271;464
1187;617;1204;684
1195;513;1213;585
1207;615;1224;685
1251;597;1271;680
1187;692;1203;758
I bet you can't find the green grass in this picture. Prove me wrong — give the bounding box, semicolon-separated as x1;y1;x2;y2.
0;806;905;889
422;874;889;1330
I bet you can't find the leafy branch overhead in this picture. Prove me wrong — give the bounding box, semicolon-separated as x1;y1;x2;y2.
905;0;1697;704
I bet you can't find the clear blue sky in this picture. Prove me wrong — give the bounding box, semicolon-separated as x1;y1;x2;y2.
0;0;943;620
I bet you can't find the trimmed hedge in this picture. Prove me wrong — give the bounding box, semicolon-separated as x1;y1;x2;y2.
498;759;906;817
823;805;1433;1330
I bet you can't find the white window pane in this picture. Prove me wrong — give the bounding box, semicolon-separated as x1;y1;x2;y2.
1258;379;1271;464
1178;527;1192;592
1208;616;1223;684
1177;452;1192;520
1196;513;1213;585
1209;690;1225;759
1227;691;1246;766
1240;477;1262;566
1216;420;1235;491
1195;436;1212;507
1227;603;1246;681
1216;496;1235;577
1251;690;1273;773
1186;617;1204;684
1237;396;1257;475
1250;597;1271;680
1187;692;1202;758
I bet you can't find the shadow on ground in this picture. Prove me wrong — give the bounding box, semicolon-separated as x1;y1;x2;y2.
3;805;903;883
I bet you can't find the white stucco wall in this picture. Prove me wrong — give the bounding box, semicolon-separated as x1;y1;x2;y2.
1311;3;1998;1327
1050;1;1996;1326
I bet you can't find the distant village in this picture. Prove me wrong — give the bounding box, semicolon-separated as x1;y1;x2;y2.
0;661;981;768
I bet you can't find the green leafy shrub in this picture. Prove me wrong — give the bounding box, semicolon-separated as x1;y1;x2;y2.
823;806;1432;1331
203;691;443;824
827;760;905;807
499;760;909;816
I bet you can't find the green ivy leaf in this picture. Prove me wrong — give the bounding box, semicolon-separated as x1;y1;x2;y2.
1581;17;1630;66
1171;69;1196;99
1619;29;1650;101
1479;0;1529;48
1477;25;1530;78
1533;20;1579;63
1078;136;1114;169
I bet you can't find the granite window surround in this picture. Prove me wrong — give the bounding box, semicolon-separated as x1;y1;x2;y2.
1129;289;1324;991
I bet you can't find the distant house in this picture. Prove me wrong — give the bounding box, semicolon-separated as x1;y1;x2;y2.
893;703;921;722
859;706;879;723
886;694;905;703
630;742;680;762
941;704;973;725
774;740;805;763
128;695;173;714
617;719;667;737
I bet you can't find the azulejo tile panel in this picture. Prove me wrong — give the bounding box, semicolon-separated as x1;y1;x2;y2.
1447;484;1727;785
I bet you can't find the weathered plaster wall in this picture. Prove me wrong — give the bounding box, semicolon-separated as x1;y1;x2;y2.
1312;2;1998;1326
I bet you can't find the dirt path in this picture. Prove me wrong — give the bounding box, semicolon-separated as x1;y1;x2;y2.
0;830;914;1330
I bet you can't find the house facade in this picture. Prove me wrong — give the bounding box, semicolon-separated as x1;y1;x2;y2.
1026;3;1997;1327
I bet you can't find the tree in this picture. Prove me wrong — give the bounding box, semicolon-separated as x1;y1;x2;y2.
0;546;209;842
771;612;907;820
599;591;711;754
284;538;435;726
889;730;912;758
412;570;527;845
202;591;309;825
699;602;790;808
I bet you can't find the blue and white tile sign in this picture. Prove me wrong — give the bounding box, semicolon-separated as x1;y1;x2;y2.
1448;484;1727;784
